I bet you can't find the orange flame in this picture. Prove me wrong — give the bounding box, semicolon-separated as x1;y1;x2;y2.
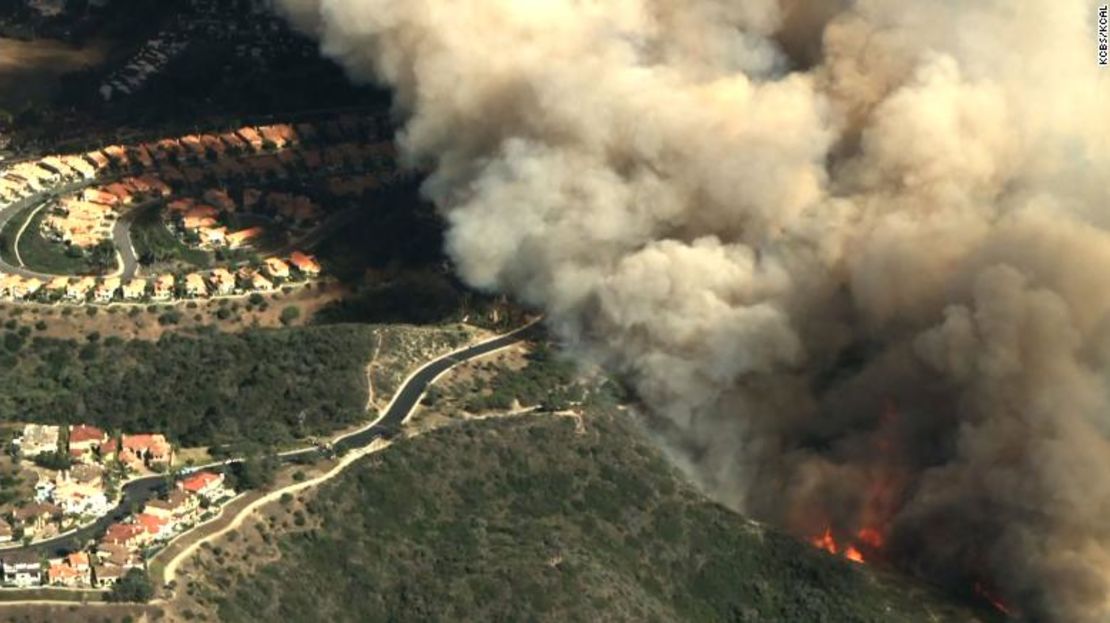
811;527;838;555
844;545;865;563
809;526;868;563
801;403;906;568
857;526;884;548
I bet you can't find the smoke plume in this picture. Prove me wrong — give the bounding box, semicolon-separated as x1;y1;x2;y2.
276;0;1110;618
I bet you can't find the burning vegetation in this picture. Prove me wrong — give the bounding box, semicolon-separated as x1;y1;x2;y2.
277;0;1110;620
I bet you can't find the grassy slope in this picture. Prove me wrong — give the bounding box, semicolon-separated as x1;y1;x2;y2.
14;207;97;275
215;410;998;623
130;204;213;269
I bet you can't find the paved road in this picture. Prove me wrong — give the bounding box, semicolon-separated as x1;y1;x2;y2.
0;180;107;279
14;322;540;557
111;203;156;281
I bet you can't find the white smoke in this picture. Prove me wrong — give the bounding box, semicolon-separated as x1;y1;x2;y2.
275;0;1110;619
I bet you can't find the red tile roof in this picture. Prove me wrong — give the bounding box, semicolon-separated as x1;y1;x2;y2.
135;513;168;535
103;522;143;544
180;471;222;493
69;425;107;444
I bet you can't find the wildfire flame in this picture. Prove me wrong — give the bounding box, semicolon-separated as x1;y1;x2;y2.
974;582;1014;617
812;527;839;555
805;404;901;565
844;545;865;563
857;526;884;549
808;527;873;564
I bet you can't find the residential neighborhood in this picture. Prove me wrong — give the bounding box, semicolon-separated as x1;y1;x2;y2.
0;423;234;589
0;246;324;305
0;114;399;307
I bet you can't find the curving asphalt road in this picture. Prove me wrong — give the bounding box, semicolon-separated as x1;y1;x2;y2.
16;321;540;557
0;181;104;280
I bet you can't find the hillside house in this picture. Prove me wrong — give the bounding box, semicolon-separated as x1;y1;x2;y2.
122;279;147;300
152;275;175;301
178;471;225;500
208;268;236;295
14;277;43;300
93;563;124;587
96;542;142;570
47;556;91;587
120;433;173;469
85;151;111;172
46;277;69;296
17;424;60;457
102;145;130;167
288;251;321;277
133;145;156;169
182;204;219;230
227;226;263;249
1;551;42;587
238;269;272;292
263;257;290;280
0;274;22;299
61;155;97;179
13;503;61;538
81;187;120;206
200;225;228;247
93;278;121;304
65;277;96;302
184;273;208;298
69;425;107;451
135;513;172;541
54;484;109;517
101;522;147;549
236;127;264;151
144;489;199;524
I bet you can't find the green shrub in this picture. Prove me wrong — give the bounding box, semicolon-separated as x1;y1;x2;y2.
279;305;301;326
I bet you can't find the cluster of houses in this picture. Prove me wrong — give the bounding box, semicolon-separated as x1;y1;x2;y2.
0;470;231;589
82;469;230;589
0;113;400;215
0;120;317;208
0;155;102;204
99;31;189;102
0;421;235;588
0;248;320;305
168;186;324;251
43;174;173;248
0;425;168;546
0;115;408;311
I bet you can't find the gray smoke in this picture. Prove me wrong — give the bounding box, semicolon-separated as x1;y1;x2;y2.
275;0;1110;619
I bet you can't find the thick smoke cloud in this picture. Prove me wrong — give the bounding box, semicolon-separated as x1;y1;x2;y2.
275;0;1110;619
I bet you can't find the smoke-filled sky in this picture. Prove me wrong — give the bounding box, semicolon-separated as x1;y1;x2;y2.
275;0;1110;619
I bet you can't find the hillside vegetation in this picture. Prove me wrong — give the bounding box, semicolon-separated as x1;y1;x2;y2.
213;409;998;623
0;323;466;449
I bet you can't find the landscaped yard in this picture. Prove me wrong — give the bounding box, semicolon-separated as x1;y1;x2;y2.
16;207;104;275
130;204;212;270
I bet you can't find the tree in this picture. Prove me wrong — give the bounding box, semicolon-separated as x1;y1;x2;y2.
107;568;154;603
279;305;301;326
232;450;279;491
32;450;73;471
